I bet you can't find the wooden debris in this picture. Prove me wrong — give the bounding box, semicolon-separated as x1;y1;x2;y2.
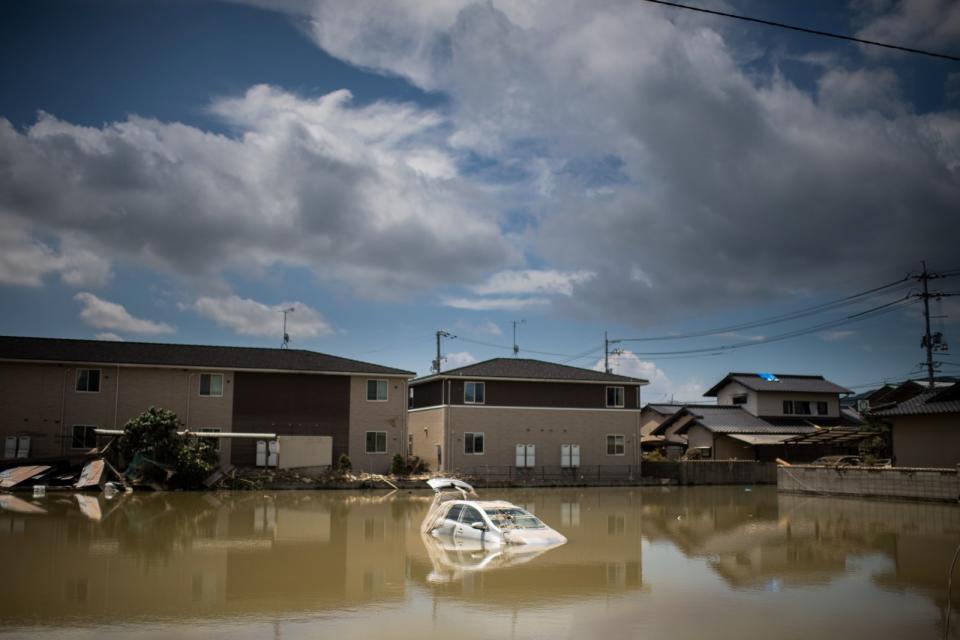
0;465;51;489
75;460;106;489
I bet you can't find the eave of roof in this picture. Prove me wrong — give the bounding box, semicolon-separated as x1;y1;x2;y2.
411;357;647;386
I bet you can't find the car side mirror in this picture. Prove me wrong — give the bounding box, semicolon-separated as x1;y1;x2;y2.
471;521;487;531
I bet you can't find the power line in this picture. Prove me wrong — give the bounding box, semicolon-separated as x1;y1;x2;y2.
638;0;960;62
615;276;912;343
621;296;918;357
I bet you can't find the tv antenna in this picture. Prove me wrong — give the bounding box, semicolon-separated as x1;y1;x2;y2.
279;307;295;349
511;319;526;356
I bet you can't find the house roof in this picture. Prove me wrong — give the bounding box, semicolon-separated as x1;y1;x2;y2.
703;372;852;397
411;357;647;385
870;383;960;417
0;336;414;376
652;405;820;437
642;402;715;416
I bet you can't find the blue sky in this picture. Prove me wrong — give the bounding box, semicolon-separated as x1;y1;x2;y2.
1;0;958;400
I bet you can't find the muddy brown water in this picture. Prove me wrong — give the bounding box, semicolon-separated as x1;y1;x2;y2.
1;486;959;639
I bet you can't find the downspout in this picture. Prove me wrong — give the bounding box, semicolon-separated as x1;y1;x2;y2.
59;367;70;455
113;364;120;428
185;372;195;429
445;379;452;473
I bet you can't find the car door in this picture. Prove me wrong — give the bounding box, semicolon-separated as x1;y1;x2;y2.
440;504;463;537
456;505;487;541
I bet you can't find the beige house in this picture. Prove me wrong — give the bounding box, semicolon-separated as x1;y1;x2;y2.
871;382;960;468
407;358;647;477
0;336;413;472
650;372;862;461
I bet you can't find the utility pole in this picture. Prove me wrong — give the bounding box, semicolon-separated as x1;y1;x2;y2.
279;307;295;349
433;330;454;373
604;331;622;374
511;319;525;356
911;261;953;388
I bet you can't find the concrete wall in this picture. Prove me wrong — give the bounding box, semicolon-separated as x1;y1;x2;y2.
890;414;960;468
443;405;641;472
277;436;333;469
685;424;714;455
408;407;445;472
778;465;960;502
0;362;234;463
347;375;408;474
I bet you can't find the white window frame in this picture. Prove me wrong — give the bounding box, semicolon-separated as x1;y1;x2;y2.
199;373;224;397
515;443;536;468
71;425;98;450
561;444;581;468
198;427;222;453
606;386;625;408
367;379;388;402
464;432;485;455
606;434;625;456
75;368;101;394
365;431;388;454
464;381;485;405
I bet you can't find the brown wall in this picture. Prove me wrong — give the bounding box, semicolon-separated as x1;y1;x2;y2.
891;414;960;467
347;376;408;473
408;407;446;472
0;362;234;463
412;378;640;410
231;372;350;466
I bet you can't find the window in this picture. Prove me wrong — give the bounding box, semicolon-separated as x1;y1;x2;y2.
367;379;388;401
816;401;828;416
75;369;101;393
606;386;624;408
71;425;98;450
783;400;793;414
561;444;581;468
794;401;811;415
446;504;464;522
408;387;414;409
198;427;222;453
464;381;485;404
199;373;223;397
732;394;748;405
515;444;536;468
607;434;625;456
365;431;387;454
461;506;484;525
464;432;485;454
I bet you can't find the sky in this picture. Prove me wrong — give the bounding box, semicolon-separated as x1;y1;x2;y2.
0;0;958;401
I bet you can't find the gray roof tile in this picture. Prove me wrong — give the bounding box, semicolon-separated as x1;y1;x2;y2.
704;372;851;396
412;357;646;384
870;383;960;417
0;336;414;376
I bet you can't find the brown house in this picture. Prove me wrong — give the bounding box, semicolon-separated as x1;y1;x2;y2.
407;358;648;475
870;382;960;468
0;336;413;472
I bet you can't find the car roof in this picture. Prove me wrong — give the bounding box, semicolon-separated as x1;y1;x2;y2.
448;500;519;509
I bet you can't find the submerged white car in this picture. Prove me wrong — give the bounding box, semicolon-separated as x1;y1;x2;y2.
421;478;567;546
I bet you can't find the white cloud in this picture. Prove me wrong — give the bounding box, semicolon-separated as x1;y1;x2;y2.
469;269;595;296
855;0;960;57
441;296;551;311
593;350;705;403
74;292;174;335
95;332;124;341
0;226;112;288
188;295;334;339
0;85;515;298
454;319;503;336
445;351;478;369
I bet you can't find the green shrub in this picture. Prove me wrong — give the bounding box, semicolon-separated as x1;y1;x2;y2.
338;453;353;473
390;453;407;476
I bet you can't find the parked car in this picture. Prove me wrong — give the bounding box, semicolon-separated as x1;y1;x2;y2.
811;455;863;467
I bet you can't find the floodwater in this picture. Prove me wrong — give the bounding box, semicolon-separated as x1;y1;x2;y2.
1;487;959;640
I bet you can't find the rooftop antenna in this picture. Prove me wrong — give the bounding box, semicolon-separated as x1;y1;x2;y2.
279;307;295;349
511;319;526;356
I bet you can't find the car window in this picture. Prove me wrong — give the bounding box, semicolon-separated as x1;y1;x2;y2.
460;506;483;525
446;504;464;522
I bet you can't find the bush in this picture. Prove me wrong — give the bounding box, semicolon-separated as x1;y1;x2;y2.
338;454;352;473
644;450;665;462
390;453;407;476
117;406;220;490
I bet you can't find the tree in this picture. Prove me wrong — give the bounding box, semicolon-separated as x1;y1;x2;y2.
118;407;219;489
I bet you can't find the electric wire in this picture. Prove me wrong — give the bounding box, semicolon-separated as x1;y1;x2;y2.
638;0;960;62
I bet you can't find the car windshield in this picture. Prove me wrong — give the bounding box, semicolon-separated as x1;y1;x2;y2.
483;507;545;530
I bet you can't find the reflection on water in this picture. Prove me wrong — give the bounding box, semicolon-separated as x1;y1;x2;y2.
0;487;958;639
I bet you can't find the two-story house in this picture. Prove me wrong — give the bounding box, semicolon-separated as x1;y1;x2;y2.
407;358;648;476
0;336;414;472
650;372;862;461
